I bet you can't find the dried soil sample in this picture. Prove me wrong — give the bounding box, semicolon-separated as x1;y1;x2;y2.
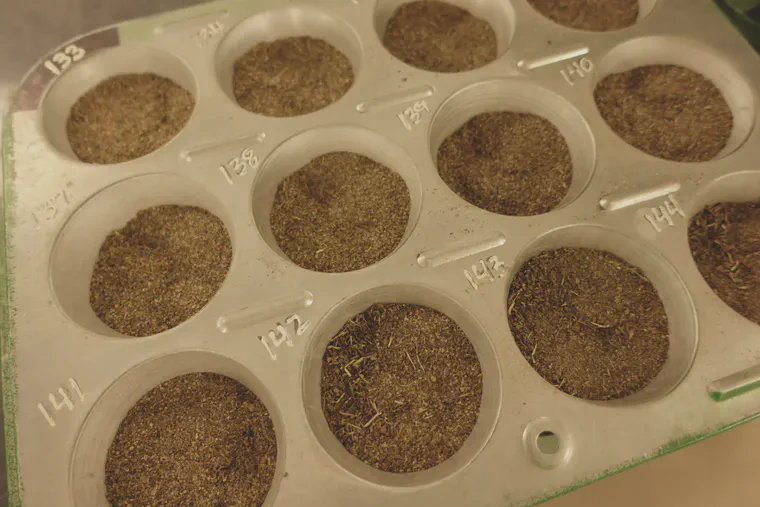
382;0;498;73
233;36;354;117
437;112;573;216
67;73;194;164
105;373;277;506
594;65;733;162
688;202;760;325
321;303;482;473
90;205;232;337
527;0;639;31
508;248;670;401
270;152;410;273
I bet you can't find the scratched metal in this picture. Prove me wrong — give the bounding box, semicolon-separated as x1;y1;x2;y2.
2;0;760;506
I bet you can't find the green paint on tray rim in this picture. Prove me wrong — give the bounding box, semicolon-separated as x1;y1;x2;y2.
521;412;760;507
2;112;22;506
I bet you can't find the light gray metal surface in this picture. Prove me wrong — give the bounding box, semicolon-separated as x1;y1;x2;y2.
2;0;760;506
1;2;208;506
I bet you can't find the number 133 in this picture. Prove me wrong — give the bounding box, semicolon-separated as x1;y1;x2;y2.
44;44;86;76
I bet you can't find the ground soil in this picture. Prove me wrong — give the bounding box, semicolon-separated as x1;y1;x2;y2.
105;373;277;507
67;73;194;164
689;202;760;325
594;65;733;162
508;248;670;401
437;111;573;216
89;205;232;337
527;0;639;31
321;303;482;473
382;0;498;72
270;152;410;273
233;36;354;117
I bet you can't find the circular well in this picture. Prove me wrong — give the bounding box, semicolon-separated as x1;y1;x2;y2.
374;0;516;64
302;284;501;487
215;6;362;111
252;126;423;271
686;170;760;326
526;0;657;32
70;351;284;507
50;174;235;338
688;170;760;216
41;46;197;162
429;79;597;213
508;225;698;405
593;36;756;160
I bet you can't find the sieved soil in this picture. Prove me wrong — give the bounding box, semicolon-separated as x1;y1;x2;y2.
270;152;411;273
508;248;670;401
321;303;482;473
233;36;354;117
527;0;639;31
67;73;194;164
89;205;232;337
382;0;498;73
437;112;573;216
594;65;733;162
688;201;760;325
105;373;277;507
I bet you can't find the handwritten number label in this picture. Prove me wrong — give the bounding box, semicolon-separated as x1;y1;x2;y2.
37;378;85;428
397;100;430;131
560;57;594;86
32;189;70;229
194;21;224;47
464;255;507;290
258;314;311;360
44;45;86;76
644;194;685;233
219;147;259;184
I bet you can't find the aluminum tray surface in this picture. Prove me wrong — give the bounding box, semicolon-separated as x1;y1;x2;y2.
2;0;760;506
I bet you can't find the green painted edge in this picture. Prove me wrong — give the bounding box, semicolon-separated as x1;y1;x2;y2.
520;412;760;507
2;113;21;506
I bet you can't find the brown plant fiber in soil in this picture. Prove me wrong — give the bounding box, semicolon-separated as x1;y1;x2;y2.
437;112;573;216
689;202;760;325
321;303;483;473
594;65;733;162
67;73;194;164
105;373;277;507
382;0;498;73
233;36;354;117
270;152;411;273
89;205;232;337
508;248;670;401
527;0;639;31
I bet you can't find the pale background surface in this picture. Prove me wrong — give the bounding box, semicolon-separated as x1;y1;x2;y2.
1;1;759;506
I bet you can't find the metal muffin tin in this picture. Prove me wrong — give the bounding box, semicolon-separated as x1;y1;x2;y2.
2;0;760;505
